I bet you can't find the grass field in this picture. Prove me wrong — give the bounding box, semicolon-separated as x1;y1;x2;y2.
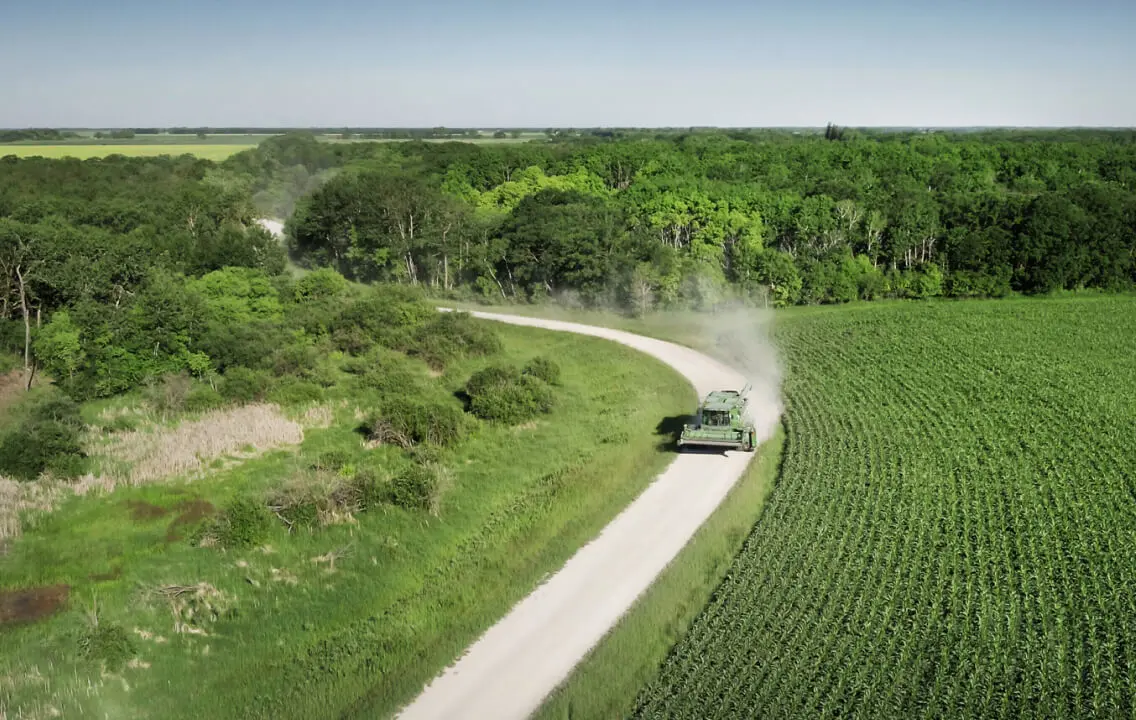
623;296;1136;718
0;144;256;160
0;322;693;720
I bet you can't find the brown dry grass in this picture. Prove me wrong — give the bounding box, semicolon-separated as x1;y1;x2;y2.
98;403;304;487
0;477;69;542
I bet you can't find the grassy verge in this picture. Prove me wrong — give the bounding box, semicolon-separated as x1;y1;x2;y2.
0;323;694;720
533;423;785;720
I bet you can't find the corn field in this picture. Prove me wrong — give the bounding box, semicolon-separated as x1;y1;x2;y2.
632;297;1136;719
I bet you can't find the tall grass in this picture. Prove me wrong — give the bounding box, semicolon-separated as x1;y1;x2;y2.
0;324;694;719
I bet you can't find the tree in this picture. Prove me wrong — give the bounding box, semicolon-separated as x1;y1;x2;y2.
34;309;85;383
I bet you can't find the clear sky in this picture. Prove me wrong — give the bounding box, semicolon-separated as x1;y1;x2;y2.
2;0;1134;127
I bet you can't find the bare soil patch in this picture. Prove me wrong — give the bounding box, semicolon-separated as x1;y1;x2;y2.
166;499;216;542
0;585;70;628
125;499;169;521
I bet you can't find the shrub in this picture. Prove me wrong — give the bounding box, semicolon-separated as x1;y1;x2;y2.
345;347;429;399
144;371;193;417
184;384;226;412
269;471;360;530
522;356;561;386
331;285;435;354
221;367;272;403
266;377;324;405
352;468;387;511
0;394;86;481
385;462;450;515
79;622;137;672
214;496;274;549
410;312;502;369
365;396;472;448
465;364;556;425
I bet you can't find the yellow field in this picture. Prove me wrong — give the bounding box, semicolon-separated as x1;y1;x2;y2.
0;144;255;161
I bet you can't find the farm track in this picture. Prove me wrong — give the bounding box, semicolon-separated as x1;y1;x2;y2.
393;310;775;720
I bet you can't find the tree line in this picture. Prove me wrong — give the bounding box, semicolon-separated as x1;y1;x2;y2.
1;129;1134;401
274;130;1136;309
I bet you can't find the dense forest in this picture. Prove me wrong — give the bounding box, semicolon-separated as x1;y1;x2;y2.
276;128;1136;307
2;128;1135;411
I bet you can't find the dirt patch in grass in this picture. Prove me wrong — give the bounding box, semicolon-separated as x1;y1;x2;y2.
166;499;216;542
125;499;169;521
0;585;70;627
99;403;305;487
0;369;26;417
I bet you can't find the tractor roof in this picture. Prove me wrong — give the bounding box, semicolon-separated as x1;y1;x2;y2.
702;390;746;411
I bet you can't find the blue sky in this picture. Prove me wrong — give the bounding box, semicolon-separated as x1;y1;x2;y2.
2;0;1134;127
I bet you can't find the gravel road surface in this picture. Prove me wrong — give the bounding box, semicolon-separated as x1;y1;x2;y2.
395;309;773;720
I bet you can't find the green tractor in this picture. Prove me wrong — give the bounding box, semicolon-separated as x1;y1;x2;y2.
678;385;758;452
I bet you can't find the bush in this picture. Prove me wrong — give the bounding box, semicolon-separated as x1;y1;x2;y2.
0;394;86;481
465;364;556;425
352;468;387;511
331;285;436;354
522;356;561;386
221;367;272;403
385;463;449;514
269;470;360;530
185;384;226;412
344;346;428;399
365;396;472;448
266;377;324;405
214;496;274;549
143;371;193;416
410;312;502;369
79;622;137;672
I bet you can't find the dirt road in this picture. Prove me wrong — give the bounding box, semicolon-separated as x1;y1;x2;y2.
396;309;775;720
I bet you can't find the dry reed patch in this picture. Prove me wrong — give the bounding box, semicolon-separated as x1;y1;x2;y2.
99;404;304;486
0;477;69;542
299;403;336;428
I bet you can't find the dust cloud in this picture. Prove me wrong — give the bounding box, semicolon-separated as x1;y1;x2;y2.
691;302;784;444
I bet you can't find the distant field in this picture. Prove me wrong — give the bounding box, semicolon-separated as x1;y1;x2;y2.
0;144;256;160
2;134;278;146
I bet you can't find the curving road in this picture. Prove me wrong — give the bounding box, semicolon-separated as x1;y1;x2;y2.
395;309;778;720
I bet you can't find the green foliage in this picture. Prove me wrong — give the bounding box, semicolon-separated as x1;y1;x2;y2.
34;310;85;383
0;393;86;481
330;285;435;354
78;623;137;672
384;462;447;514
188;267;283;325
185;383;226;412
366;395;472;448
266;377;324;406
522;356;561;385
212;496;275;549
410;311;503;369
220;366;272;402
465;364;556;424
343;345;430;399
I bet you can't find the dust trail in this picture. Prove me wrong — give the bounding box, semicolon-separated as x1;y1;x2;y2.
688;302;784;444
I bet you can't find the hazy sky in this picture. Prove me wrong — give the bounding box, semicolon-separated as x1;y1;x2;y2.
2;0;1134;127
